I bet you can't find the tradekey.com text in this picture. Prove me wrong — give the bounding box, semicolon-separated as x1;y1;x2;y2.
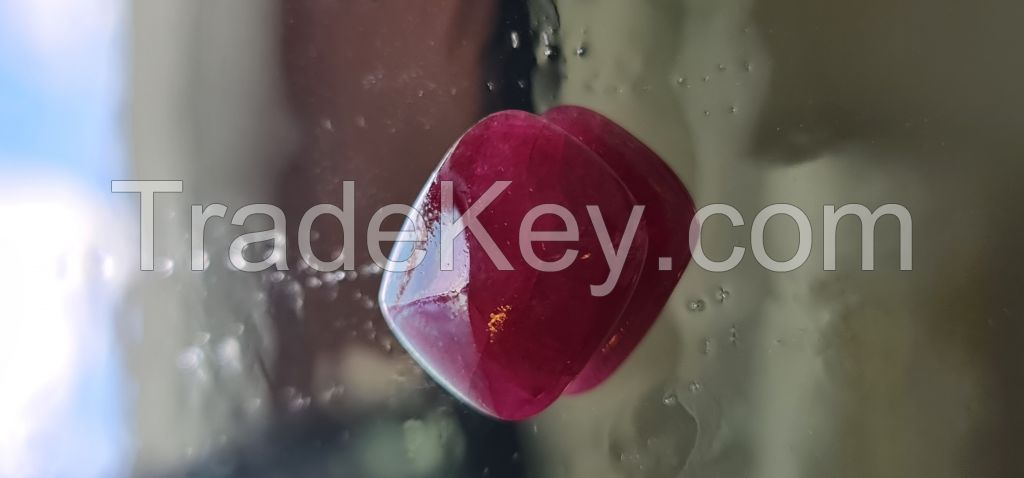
112;180;912;296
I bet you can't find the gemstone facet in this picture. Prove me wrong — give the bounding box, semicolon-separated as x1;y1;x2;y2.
543;106;696;394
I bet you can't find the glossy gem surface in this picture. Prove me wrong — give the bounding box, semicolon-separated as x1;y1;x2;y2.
380;108;693;420
543;106;696;394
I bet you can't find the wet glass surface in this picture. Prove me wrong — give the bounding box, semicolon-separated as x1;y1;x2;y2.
3;0;1024;477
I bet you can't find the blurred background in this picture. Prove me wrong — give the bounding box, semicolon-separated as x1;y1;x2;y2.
2;0;1024;477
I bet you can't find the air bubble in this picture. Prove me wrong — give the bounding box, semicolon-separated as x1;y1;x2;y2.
688;299;706;312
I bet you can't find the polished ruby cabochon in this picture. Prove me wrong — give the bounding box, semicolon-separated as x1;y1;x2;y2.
379;107;695;420
542;106;696;394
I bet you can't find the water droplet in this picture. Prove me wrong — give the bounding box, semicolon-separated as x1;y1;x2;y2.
715;287;731;302
246;398;263;414
359;263;383;276
284;280;305;315
282;387;311;413
575;44;587;57
177;346;204;370
230;322;246;336
510;31;521;49
305;276;322;289
268;270;286;283
744;61;753;72
355;115;367;128
319;385;346;404
729;325;739;345
702;75;711;83
486;81;496;91
320;117;334;131
619;450;640;464
154;257;175;278
702;337;712;355
362;73;381;89
361;296;376;310
688;299;706;312
717;63;727;71
729;105;738;114
662;391;678;406
216;337;242;372
676;77;689;88
703;110;711;117
688;381;703;393
612;388;696;476
290;395;311;413
198;252;211;270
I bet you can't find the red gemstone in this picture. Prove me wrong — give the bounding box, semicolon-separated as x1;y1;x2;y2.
543;106;696;394
379;108;692;420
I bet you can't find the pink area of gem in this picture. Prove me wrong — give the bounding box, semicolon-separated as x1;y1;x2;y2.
379;106;695;420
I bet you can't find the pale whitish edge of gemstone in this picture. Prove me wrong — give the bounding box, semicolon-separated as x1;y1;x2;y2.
378;141;500;419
